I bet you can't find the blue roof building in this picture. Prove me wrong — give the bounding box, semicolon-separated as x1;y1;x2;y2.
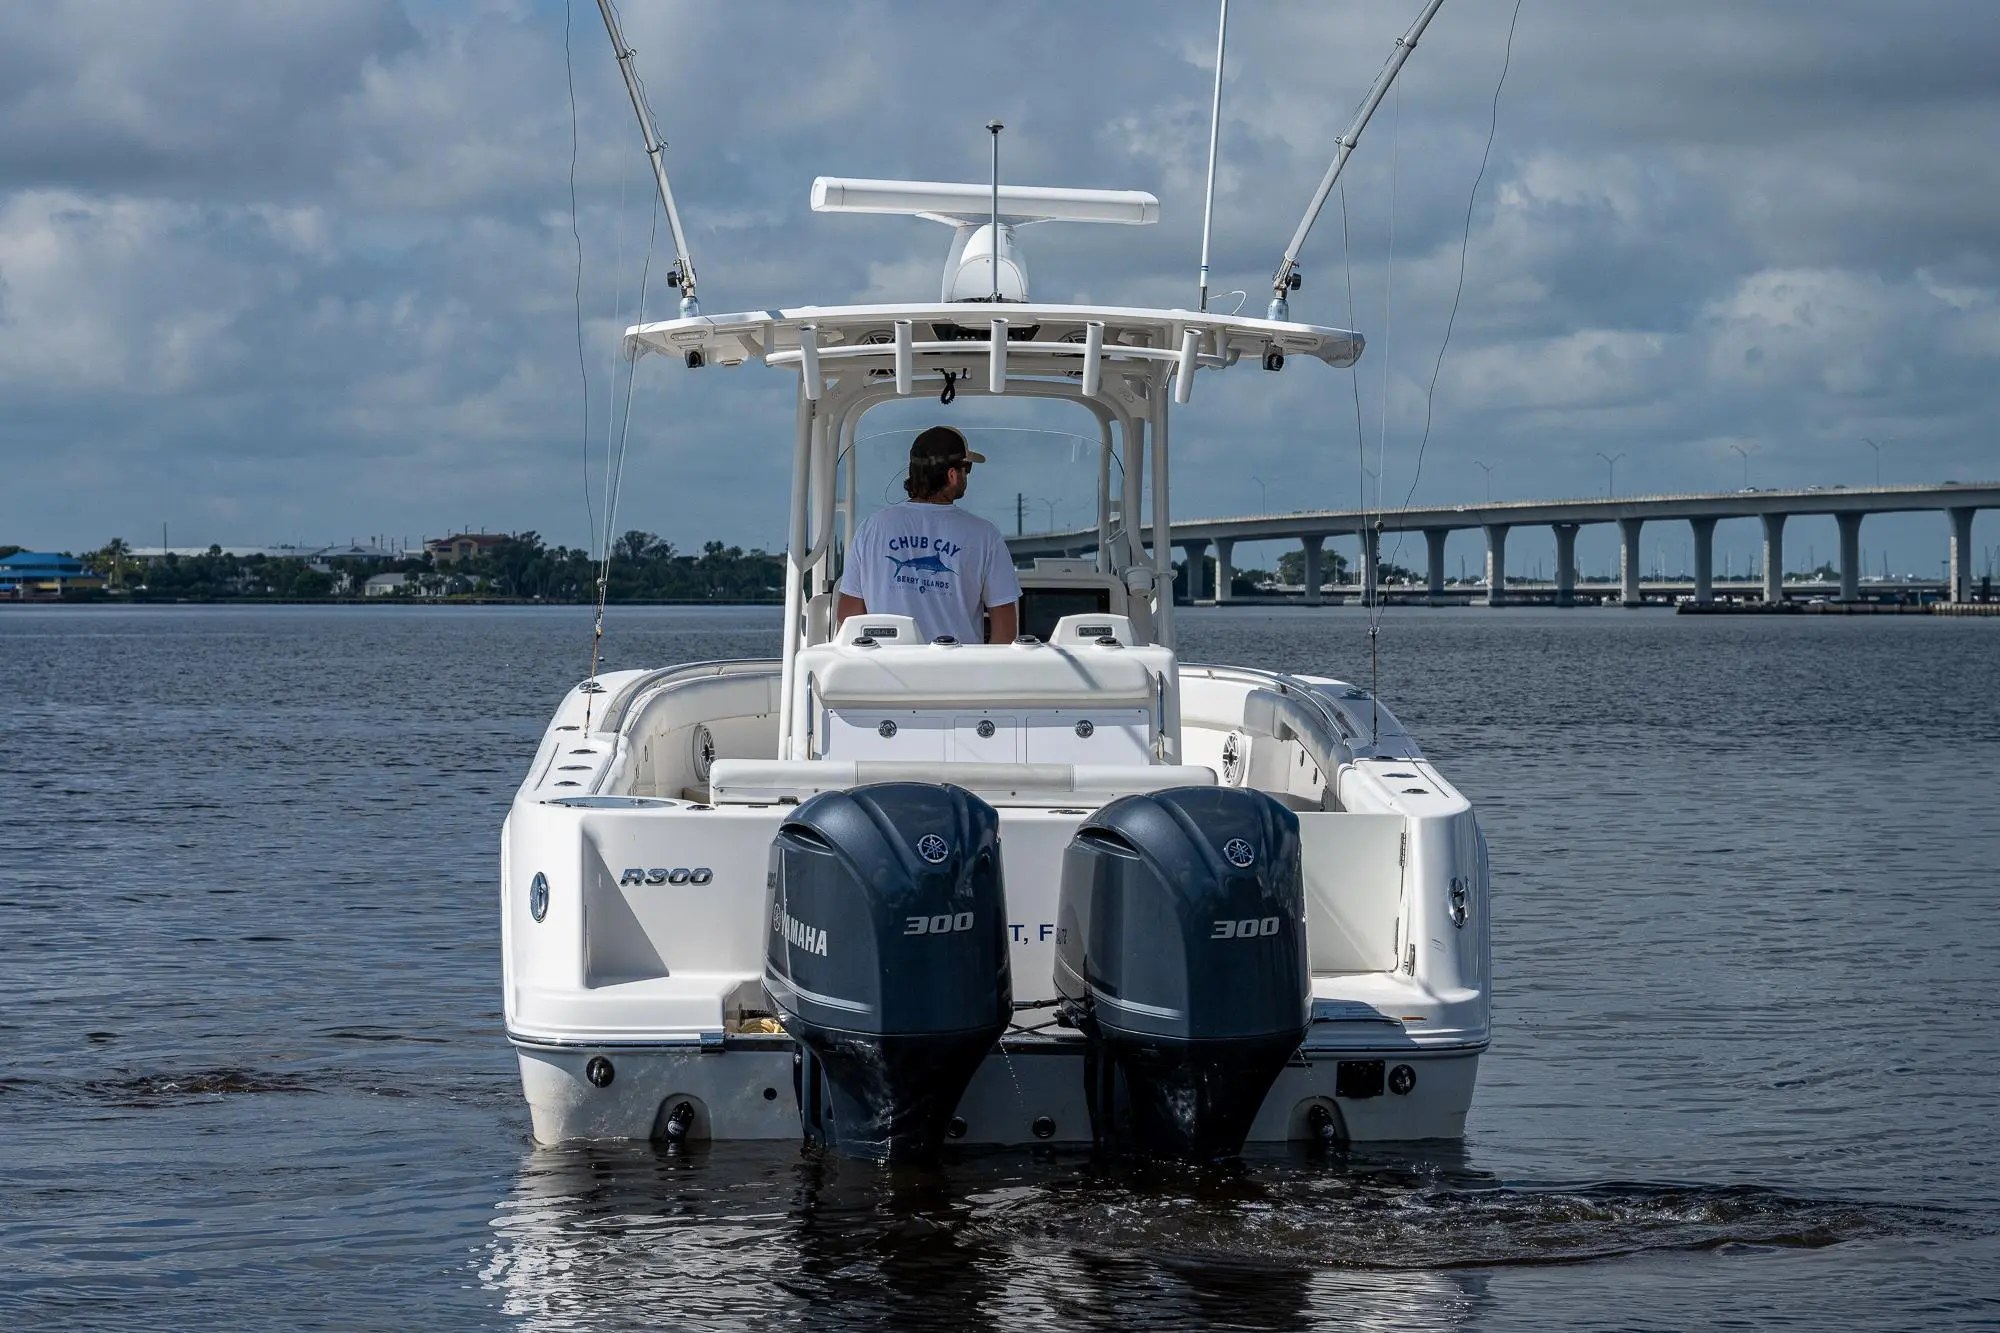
0;552;104;598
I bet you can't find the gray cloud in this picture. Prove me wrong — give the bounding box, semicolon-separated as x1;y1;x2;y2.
1;0;1995;577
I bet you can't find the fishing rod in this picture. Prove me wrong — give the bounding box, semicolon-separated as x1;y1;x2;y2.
596;0;701;318
1267;0;1445;321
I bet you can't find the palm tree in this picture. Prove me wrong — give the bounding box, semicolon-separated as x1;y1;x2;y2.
102;537;130;590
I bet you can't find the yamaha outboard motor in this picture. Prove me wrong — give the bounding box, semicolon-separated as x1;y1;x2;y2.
766;782;1010;1162
1055;787;1309;1160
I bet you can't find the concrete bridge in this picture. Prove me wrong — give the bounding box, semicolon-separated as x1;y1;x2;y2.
1006;482;2000;606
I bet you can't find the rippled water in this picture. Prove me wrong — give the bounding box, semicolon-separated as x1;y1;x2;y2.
3;605;1995;1329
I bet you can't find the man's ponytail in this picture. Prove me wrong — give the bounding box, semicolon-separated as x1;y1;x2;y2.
904;458;953;500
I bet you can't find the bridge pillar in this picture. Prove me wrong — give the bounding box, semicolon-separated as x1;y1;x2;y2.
1948;507;1975;603
1359;526;1379;607
1690;516;1717;604
1618;517;1645;606
1484;524;1509;607
1301;534;1325;606
1761;512;1786;604
1837;511;1863;602
1553;523;1579;607
1178;540;1210;602
1215;538;1235;604
1425;528;1449;604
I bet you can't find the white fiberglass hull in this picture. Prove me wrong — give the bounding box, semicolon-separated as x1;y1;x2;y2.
503;658;1491;1151
514;1038;1480;1147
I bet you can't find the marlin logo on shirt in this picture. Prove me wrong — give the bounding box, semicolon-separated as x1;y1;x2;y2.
888;553;955;576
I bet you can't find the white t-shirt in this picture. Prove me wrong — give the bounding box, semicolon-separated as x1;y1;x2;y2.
840;501;1023;643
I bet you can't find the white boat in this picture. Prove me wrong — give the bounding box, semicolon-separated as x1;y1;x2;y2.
504;4;1487;1162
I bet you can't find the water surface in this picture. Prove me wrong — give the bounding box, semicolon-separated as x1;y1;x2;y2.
2;605;1994;1329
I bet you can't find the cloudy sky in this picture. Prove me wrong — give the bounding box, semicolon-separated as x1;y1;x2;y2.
3;0;1996;578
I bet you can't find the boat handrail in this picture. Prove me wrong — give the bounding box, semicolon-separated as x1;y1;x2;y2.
764;340;1230;371
596;658;779;735
1181;662;1356;779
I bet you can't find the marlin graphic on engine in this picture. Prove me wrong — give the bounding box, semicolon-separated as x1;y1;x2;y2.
888;553;954;575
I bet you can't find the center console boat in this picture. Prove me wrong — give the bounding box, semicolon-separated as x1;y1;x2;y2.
501;173;1491;1162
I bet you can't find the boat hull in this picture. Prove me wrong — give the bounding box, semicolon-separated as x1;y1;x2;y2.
513;1036;1480;1147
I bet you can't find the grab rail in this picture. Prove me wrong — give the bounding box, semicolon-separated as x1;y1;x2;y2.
596;659;779;735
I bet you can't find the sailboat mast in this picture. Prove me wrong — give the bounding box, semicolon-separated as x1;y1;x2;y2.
595;0;700;314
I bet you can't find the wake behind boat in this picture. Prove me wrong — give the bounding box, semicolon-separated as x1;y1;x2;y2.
502;0;1487;1162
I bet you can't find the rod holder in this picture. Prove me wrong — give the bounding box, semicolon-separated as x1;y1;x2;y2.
1174;327;1202;404
989;318;1008;394
893;320;913;395
1082;321;1104;397
799;325;821;400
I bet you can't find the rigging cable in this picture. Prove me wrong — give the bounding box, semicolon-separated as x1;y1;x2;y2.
1339;179;1380;742
1360;83;1402;744
1366;0;1525;746
565;0;594;583
600;135;633;577
1384;0;1525;554
590;190;661;707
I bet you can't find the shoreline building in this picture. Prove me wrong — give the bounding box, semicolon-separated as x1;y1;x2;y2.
0;552;105;599
425;533;512;566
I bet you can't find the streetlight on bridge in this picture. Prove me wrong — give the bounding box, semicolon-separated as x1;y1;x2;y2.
1474;460;1492;502
1595;451;1625;498
1251;475;1269;513
1730;443;1752;490
1861;437;1887;488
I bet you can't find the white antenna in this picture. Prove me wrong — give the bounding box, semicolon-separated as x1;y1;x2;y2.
1197;0;1229;312
987;121;1004;301
1268;0;1446;319
595;0;700;317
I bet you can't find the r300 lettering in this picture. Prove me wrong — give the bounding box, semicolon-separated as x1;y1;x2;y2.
1210;917;1281;939
904;912;977;935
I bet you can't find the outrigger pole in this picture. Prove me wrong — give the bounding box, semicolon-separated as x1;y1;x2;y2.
1267;0;1446;320
1197;0;1228;312
595;0;700;317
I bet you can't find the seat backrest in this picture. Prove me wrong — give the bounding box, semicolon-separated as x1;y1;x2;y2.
805;591;838;646
1050;612;1136;647
709;757;1215;806
833;612;922;646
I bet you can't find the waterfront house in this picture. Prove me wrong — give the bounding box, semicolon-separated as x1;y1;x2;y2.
364;572;410;597
424;533;511;566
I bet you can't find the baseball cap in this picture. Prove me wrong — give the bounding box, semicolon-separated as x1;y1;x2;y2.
909;425;986;466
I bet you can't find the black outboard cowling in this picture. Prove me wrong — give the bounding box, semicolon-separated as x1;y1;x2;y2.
1055;786;1310;1159
766;782;1010;1162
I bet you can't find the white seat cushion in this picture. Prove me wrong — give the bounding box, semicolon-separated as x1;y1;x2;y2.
802;640;1161;709
709;758;1214;805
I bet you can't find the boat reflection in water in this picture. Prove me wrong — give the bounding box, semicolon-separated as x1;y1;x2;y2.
479;1141;1488;1331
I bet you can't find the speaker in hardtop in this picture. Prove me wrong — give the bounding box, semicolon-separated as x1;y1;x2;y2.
766;782;1010;1162
1055;786;1310;1159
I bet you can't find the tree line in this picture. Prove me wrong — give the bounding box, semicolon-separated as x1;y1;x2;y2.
54;531;785;603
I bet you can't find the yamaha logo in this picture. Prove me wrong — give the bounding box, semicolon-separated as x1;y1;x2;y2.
1222;838;1255;869
916;833;949;864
